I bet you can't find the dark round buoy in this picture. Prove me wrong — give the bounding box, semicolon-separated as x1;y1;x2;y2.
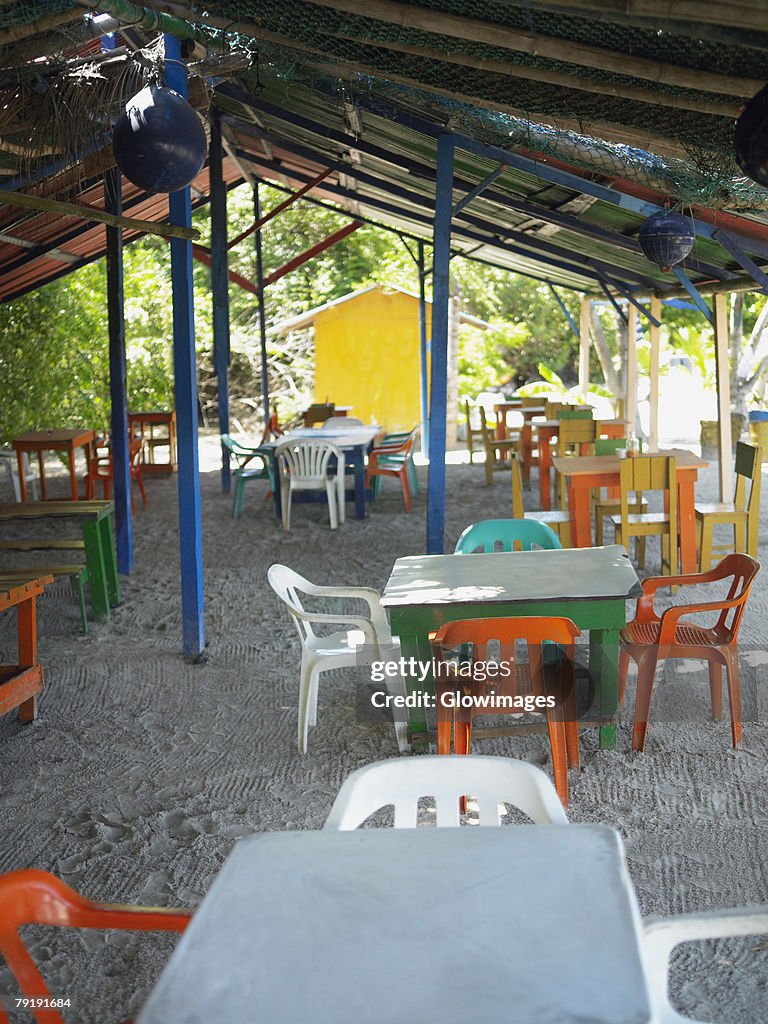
735;83;768;188
638;210;694;272
112;84;207;194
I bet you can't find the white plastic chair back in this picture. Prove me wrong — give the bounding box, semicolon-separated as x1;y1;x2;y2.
324;755;569;829
643;907;768;1023
266;563;318;644
276;439;338;483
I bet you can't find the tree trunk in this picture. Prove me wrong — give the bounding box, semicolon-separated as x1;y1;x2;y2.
590;307;622;403
730;293;748;437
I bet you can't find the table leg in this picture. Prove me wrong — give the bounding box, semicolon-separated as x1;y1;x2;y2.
353;449;366;519
391;629;432;738
15;451;28;501
17;595;39;722
539;434;552;510
678;475;698;574
98;514;121;606
589;627;619;750
67;446;78;501
82;521;111;620
569;482;593;548
37;452;48;501
521;424;532;482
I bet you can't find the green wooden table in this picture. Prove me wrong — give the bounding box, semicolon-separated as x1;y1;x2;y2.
380;544;641;750
0;501;119;620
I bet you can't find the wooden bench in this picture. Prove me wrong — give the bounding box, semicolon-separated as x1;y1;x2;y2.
0;565;89;633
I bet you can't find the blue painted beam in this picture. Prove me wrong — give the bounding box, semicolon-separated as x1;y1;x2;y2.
452;165;503;216
253;180;271;423
548;285;579;340
713;229;768;295
209;110;231;494
165;35;205;658
602;275;662;327
671;267;714;324
417;239;430;459
104;167;133;576
427;133;454;555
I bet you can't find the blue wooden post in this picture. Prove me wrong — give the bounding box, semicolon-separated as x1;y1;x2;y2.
417;240;430;459
427;133;454;555
165;35;204;657
209;109;231;493
253;180;270;422
104;167;133;575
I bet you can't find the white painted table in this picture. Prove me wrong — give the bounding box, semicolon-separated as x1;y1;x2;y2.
138;825;652;1024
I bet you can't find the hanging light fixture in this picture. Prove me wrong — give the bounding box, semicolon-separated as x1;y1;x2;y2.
637;210;694;272
734;83;768;187
112;83;207;194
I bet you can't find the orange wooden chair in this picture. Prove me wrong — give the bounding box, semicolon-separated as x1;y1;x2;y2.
0;868;191;1024
85;437;147;512
619;553;760;753
429;616;581;807
365;426;420;511
260;408;285;445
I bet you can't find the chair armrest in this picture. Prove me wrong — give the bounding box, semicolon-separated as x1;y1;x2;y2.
633;571;714;624
294;583;391;640
657;598;744;644
287;609;378;642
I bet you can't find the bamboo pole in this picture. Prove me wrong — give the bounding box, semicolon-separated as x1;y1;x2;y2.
0;8;84;47
306;0;762;97
0;189;200;241
322;31;739;117
648;295;661;452
625;303;638;435
713;293;734;500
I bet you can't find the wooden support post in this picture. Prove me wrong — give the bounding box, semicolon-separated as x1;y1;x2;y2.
417;240;429;459
104;167;133;575
625;303;638;434
713;293;734;500
254;181;270;423
166;35;204;658
427;133;454;555
209;110;231;493
648;295;661;452
578;297;590;402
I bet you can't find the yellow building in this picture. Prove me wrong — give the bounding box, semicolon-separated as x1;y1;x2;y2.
272;284;485;434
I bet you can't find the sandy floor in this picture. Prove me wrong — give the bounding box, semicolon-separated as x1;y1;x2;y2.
0;436;767;1022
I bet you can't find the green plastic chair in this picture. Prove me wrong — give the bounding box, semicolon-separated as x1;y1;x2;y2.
455;518;562;553
221;435;274;518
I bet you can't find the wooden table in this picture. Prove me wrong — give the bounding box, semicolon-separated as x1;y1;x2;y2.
381;545;640;749
0;574;52;722
12;429;95;501
138;825;652;1024
552;449;708;573
129;412;177;475
262;425;380;520
492;399;522;441
535;419;626;510
0;501;119;620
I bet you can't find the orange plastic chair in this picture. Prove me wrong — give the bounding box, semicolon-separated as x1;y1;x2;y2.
429;616;581;807
0;868;191;1024
365;426;420;511
85;437;147;512
618;553;760;753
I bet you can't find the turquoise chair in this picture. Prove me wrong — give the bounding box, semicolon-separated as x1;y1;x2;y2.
221;435;274;518
455;518;562;553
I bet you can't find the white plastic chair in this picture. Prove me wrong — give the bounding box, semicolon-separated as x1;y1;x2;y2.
275;439;344;530
324;755;570;829
643;906;768;1023
0;450;37;501
267;564;408;754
